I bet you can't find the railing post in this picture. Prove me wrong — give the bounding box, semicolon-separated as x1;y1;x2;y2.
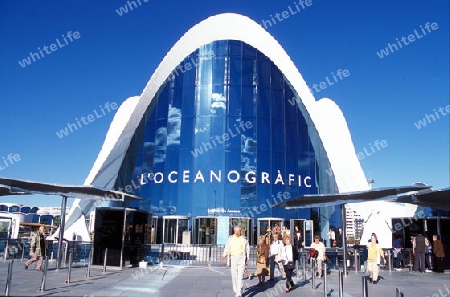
21;243;25;261
102;248;108;273
65;252;73;283
362;276;368;297
312;259;316;289
323;263;327;297
387;249;392;273
302;253;306;283
4;241;8;261
4;259;14;296
85;246;93;278
208;245;212;268
39;256;49;292
339;270;344;297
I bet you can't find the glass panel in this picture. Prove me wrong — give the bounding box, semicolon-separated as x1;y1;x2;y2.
257;55;271;87
211;89;227;116
272;120;284;152
199;57;212;86
196;85;212;116
156;86;170;119
226;117;242;149
196;218;217;244
212;57;226;86
257;88;271;118
177;219;189;244
257;119;270;150
242;57;255;86
229;40;242;56
242;86;255;116
182;87;195;117
229;56;242;85
20;207;30;214
304;220;314;247
271;89;284;120
228;85;241;116
285;123;297;153
271;64;284;89
164;219;177;243
243;43;256;56
214;40;228;56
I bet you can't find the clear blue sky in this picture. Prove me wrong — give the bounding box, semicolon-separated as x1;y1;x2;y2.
0;0;448;207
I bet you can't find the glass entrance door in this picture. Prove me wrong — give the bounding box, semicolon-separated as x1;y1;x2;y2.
194;217;217;244
162;216;189;244
257;217;284;239
149;216;158;244
303;220;314;247
290;219;304;247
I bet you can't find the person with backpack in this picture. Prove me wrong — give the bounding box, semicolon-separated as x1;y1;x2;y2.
282;236;298;293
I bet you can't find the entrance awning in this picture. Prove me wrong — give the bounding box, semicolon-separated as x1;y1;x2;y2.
274;185;432;209
0;176;143;269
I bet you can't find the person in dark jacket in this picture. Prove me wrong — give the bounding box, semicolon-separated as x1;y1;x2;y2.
413;231;428;273
282;236;298;293
433;234;445;273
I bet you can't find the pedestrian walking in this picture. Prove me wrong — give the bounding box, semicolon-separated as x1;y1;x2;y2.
366;233;385;284
269;233;286;281
282;236;298;293
222;226;250;297
24;226;47;271
255;235;269;286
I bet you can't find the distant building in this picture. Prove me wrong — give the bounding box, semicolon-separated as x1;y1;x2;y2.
346;205;363;240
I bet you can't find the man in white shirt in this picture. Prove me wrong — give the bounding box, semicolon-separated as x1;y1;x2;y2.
222;226;250;297
269;233;286;281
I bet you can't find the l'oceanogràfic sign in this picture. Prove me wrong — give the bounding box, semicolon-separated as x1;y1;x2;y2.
139;170;312;187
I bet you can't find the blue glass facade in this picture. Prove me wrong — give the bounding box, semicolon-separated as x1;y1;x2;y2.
114;40;339;228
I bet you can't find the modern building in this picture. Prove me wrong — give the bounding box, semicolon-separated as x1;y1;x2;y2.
63;13;371;245
345;205;363;241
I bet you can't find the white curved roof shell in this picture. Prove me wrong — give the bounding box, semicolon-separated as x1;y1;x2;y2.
64;13;370;239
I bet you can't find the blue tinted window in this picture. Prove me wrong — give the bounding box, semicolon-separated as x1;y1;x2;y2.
242;86;255;116
257;118;270;150
229;40;241;56
228;85;241;116
257;88;271;118
242;57;255;86
229;56;242;85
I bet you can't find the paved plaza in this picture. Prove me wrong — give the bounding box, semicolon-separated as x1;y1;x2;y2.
1;259;449;296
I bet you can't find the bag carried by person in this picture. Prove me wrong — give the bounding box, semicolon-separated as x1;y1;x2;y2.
309;248;319;259
286;261;295;270
257;255;266;264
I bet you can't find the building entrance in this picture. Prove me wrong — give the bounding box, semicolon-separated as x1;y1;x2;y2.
162;215;189;244
193;217;217;244
257;217;284;240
